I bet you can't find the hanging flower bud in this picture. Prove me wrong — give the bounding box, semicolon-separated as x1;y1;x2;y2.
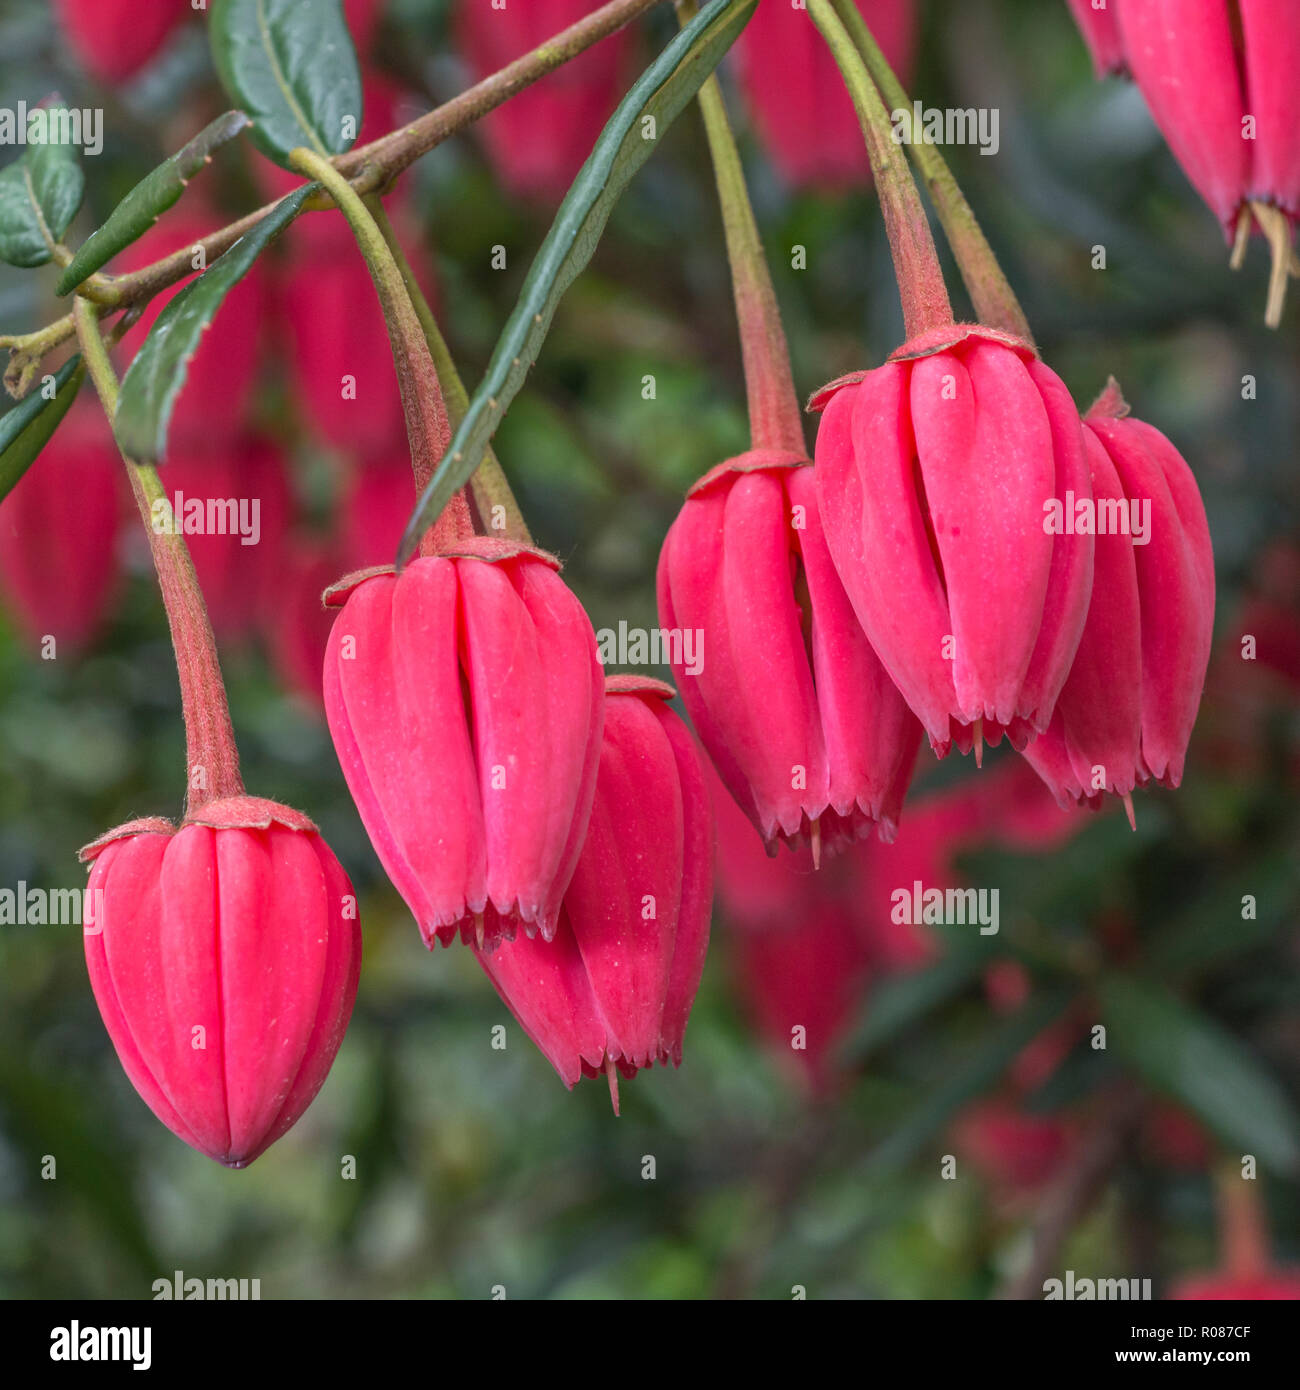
1066;0;1126;78
1022;381;1214;816
474;677;713;1108
456;0;632;201
81;796;361;1168
0;405;124;655
159;440;294;645
736;0;917;190
54;0;189;85
658;452;922;856
811;325;1096;760
323;538;603;949
1116;0;1300;324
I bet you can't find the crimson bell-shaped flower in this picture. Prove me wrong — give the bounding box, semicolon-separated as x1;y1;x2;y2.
736;0;917;191
1066;0;1126;78
55;0;189;84
456;0;632;201
657;450;922;856
811;325;1096;760
0;405;124;655
81;796;360;1168
474;677;713;1110
323;537;604;949
1022;381;1215;815
1116;0;1300;322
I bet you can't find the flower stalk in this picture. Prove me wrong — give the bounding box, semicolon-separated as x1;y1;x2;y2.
806;0;952;339
365;195;533;544
288;148;472;556
680;0;804;455
71;296;243;812
829;0;1033;345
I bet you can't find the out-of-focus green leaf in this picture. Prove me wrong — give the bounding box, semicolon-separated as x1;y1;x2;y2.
0;355;83;502
1144;852;1293;978
210;0;362;168
1100;974;1300;1173
397;0;759;565
56;112;250;296
114;184;313;462
864;990;1073;1173
0;102;84;268
842;948;992;1061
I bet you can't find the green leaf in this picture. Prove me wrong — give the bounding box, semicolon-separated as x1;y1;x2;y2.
0;102;85;268
56;111;250;296
863;990;1072;1173
1100;974;1300;1173
0;356;84;503
114;184;313;462
210;0;362;168
1144;852;1294;979
397;0;759;565
841;948;991;1062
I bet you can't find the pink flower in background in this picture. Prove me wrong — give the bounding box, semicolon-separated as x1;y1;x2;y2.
55;0;190;84
456;0;633;201
159;440;294;645
736;0;918;191
0;406;125;655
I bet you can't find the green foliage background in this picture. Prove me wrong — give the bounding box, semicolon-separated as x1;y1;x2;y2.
0;0;1296;1299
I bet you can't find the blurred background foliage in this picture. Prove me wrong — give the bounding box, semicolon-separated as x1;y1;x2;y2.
0;0;1297;1299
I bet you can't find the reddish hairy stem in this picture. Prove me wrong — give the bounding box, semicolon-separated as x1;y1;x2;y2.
71;298;243;811
807;0;952;338
685;1;804;454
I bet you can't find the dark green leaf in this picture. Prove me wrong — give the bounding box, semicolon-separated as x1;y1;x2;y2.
56;111;250;296
0;355;84;502
0;102;85;268
210;0;362;168
841;948;990;1061
114;185;313;462
1144;852;1294;979
397;0;760;565
863;990;1072;1173
1100;975;1300;1173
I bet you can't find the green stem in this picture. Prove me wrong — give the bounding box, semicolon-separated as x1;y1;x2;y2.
806;0;952;340
680;0;804;454
71;297;243;812
365;195;533;544
289;148;471;557
830;0;1032;344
